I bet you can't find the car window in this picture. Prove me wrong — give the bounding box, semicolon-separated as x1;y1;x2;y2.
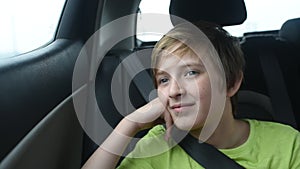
225;0;300;36
137;0;300;41
137;0;172;42
0;0;66;58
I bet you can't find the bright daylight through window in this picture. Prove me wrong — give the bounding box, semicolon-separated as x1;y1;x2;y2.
137;0;300;41
0;0;66;58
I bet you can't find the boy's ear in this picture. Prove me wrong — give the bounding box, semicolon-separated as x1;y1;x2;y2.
227;72;243;97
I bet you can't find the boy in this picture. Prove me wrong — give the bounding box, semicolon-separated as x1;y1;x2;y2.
83;21;300;169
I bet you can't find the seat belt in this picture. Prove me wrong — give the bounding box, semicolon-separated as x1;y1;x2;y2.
120;50;244;169
179;134;244;169
119;49;156;102
259;50;297;128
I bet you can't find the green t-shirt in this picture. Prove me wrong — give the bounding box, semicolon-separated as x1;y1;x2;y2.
117;120;300;169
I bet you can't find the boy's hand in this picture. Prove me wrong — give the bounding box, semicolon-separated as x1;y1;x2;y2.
125;98;173;139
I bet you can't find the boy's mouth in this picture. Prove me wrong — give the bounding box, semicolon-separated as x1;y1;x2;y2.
170;103;194;113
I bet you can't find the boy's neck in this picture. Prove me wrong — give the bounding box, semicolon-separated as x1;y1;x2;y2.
189;98;250;149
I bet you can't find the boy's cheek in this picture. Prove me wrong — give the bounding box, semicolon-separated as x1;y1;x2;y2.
157;89;168;106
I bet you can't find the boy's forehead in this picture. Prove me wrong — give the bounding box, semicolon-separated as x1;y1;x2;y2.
156;51;204;70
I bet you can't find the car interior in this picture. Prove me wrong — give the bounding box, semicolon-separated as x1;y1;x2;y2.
0;0;299;168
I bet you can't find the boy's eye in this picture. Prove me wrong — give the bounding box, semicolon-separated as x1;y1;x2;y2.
185;70;199;77
158;77;169;84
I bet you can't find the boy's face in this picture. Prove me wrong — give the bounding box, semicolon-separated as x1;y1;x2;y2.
156;51;212;132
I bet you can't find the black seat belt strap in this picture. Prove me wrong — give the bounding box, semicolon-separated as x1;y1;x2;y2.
179;134;245;169
120;50;156;102
259;50;297;128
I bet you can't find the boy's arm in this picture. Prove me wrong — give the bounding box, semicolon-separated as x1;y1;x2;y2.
81;98;172;169
82;118;139;169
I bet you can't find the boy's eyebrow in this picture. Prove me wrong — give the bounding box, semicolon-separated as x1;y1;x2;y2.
155;70;167;76
180;61;206;69
184;63;205;68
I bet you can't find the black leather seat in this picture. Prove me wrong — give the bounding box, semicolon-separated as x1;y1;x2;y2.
279;18;300;128
239;18;300;129
279;18;300;48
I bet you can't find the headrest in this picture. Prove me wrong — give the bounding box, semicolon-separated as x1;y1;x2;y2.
279;18;300;46
169;0;247;26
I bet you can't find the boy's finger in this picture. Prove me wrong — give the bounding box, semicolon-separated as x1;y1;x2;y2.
164;111;173;141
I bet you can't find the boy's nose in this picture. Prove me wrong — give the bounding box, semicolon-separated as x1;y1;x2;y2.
169;79;186;98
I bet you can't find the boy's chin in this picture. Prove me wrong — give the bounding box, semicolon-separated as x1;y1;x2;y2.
173;120;204;134
173;122;196;131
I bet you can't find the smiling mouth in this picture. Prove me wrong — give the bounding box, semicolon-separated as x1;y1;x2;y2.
170;103;194;112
